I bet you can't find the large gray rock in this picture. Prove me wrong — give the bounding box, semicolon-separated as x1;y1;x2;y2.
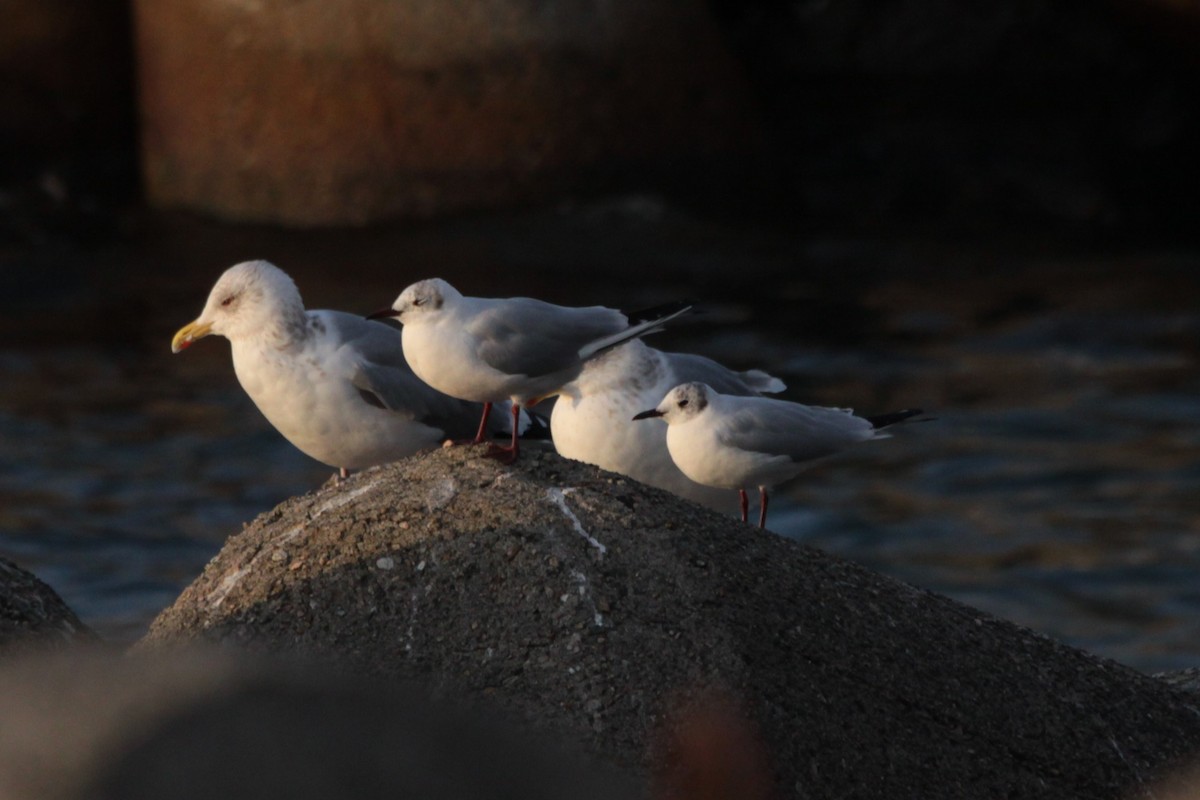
0;557;94;654
0;647;631;800
141;446;1200;799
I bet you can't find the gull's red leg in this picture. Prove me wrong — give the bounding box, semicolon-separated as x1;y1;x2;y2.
472;401;493;444
510;403;520;453
483;403;521;464
739;489;748;524
758;488;769;530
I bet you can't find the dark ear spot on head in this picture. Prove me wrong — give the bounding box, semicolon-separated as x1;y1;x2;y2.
693;392;708;412
432;295;444;310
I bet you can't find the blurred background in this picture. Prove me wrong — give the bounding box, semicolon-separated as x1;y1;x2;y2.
2;0;1200;673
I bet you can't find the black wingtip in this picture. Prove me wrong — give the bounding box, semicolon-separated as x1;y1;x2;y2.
625;301;697;325
866;408;926;429
519;408;553;441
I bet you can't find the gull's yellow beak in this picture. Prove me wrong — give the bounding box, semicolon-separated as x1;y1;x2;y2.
171;319;213;353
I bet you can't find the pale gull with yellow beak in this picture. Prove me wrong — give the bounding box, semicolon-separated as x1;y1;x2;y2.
172;260;507;477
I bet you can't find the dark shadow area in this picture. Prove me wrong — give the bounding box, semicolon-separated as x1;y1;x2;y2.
5;1;1200;246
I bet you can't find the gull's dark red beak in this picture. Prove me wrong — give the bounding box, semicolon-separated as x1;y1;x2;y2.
365;306;400;321
632;408;664;421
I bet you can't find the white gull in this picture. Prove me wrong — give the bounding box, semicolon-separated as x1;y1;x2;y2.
172;261;509;477
551;339;785;510
369;277;688;461
634;382;921;529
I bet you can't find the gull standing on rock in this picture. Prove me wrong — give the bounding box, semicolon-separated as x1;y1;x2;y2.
634;382;921;529
369;278;690;461
551;339;786;510
172;260;507;478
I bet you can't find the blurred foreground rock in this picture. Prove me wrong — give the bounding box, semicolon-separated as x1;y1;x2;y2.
132;0;751;225
141;446;1200;799
0;557;94;654
0;647;631;800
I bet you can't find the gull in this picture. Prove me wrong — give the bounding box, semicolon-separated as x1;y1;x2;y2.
634;382;921;529
551;339;786;510
171;260;511;477
368;278;689;461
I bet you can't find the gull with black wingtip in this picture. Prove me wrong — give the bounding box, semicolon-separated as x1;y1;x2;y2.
369;278;689;462
634;381;921;529
552;339;786;510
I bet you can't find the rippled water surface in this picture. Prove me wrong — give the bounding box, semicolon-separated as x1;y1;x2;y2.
2;207;1198;672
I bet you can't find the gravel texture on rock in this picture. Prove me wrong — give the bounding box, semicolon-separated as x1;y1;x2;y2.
142;445;1200;799
0;556;95;654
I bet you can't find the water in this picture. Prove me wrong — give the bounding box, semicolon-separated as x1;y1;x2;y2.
1;206;1198;673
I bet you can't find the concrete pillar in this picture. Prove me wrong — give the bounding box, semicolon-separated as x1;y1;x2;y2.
133;0;753;226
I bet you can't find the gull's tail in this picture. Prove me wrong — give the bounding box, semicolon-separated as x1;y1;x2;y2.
866;408;926;430
490;401;551;439
516;405;552;440
738;369;786;395
578;303;693;362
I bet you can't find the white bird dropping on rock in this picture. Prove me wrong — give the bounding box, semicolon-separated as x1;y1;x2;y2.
171;260;508;477
634;382;921;529
368;277;690;462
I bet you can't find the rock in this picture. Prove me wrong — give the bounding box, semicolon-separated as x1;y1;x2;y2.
0;557;95;654
132;0;752;226
0;647;632;800
140;446;1200;798
1156;668;1200;694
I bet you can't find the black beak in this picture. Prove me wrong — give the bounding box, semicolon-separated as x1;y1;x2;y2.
365;306;400;321
632;409;664;421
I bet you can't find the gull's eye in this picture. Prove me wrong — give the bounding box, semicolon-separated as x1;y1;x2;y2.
412;297;424;307
678;399;689;408
221;295;235;307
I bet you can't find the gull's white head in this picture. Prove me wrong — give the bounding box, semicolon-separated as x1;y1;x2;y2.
632;381;712;425
369;278;461;326
171;260;304;353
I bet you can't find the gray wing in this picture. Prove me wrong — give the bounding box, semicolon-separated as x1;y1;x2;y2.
468;298;626;378
317;311;487;440
666;352;786;397
719;398;876;463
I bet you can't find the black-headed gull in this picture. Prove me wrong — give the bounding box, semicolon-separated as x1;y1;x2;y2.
369;277;689;461
172;261;506;477
633;382;921;528
552;339;785;510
